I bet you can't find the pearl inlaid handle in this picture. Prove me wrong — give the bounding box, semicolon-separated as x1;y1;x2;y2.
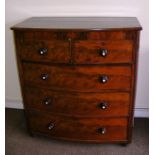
43;98;52;105
48;123;54;130
100;102;107;109
100;49;108;57
101;75;108;83
39;48;48;55
99;127;106;134
41;73;49;80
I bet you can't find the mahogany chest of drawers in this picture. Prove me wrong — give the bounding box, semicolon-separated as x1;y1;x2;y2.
11;17;142;144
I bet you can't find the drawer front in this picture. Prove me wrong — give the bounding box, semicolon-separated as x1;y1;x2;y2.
73;40;133;64
28;110;128;142
23;63;131;91
20;30;131;40
25;87;130;117
20;40;70;63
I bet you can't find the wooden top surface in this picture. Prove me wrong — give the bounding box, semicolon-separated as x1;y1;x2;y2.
11;17;142;31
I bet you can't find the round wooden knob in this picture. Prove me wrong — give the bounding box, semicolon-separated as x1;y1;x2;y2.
100;49;108;57
101;75;108;83
43;98;52;105
48;123;54;130
99;127;106;134
100;102;107;109
41;73;49;80
39;48;47;55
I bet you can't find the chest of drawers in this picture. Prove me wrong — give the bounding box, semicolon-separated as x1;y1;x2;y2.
11;17;142;144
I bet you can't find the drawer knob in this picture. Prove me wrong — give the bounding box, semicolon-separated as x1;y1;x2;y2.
99;127;106;134
43;98;52;105
39;48;47;55
100;49;108;57
41;73;49;80
100;102;107;109
48;123;54;130
101;75;108;83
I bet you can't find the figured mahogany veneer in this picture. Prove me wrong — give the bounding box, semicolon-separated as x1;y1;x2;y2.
23;63;131;91
11;17;142;144
27;110;128;142
73;40;133;64
25;87;130;117
20;40;70;63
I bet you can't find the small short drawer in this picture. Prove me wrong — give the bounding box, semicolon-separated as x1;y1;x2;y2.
28;110;128;142
25;87;130;117
19;40;70;63
23;63;131;92
18;30;129;41
73;40;133;64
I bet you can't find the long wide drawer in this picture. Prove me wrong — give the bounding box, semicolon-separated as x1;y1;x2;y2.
25;87;130;117
73;40;133;64
27;110;128;142
23;63;131;92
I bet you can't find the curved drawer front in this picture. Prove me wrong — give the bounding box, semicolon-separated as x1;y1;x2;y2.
25;87;130;117
19;40;70;63
28;110;128;142
20;30;130;41
73;40;133;64
23;63;131;92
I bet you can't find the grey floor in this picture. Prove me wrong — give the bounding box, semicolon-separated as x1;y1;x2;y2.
5;108;149;155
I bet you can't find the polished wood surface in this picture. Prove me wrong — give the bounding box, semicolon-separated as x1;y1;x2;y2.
73;40;133;64
11;17;142;30
23;63;131;91
28;110;128;142
19;38;133;64
20;40;70;63
11;17;142;144
25;87;130;117
15;30;136;40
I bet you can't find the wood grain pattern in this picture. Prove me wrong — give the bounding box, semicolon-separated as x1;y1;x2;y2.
23;63;131;92
73;40;133;64
24;86;130;117
11;17;142;144
11;17;142;30
127;31;141;143
27;110;128;142
14;30;136;41
19;40;70;63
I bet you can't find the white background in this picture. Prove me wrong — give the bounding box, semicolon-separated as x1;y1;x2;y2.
5;0;149;110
